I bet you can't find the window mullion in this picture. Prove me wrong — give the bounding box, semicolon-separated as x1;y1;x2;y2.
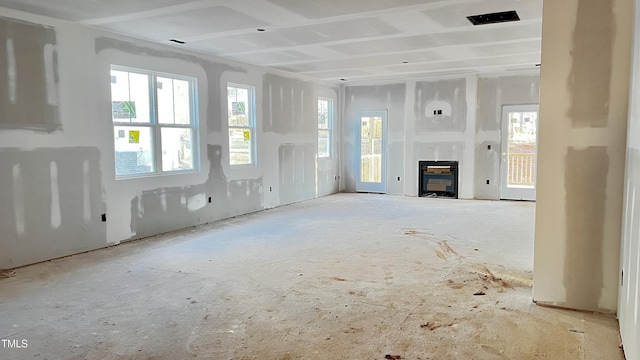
112;66;198;178
151;74;162;174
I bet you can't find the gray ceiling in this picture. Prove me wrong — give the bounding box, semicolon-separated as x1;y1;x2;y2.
0;0;542;83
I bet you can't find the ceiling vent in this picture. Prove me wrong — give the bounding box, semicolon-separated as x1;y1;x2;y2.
467;10;520;26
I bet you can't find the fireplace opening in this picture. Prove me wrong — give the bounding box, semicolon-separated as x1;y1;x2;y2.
419;161;459;198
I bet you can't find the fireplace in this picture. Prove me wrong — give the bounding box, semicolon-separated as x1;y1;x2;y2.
418;161;459;198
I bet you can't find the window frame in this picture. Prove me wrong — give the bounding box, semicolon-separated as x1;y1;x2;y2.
110;65;200;179
317;97;333;159
227;82;257;167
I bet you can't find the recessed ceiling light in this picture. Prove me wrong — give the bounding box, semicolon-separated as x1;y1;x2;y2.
169;39;186;44
257;28;266;32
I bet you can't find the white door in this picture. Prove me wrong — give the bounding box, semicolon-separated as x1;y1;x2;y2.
356;110;386;193
500;105;538;201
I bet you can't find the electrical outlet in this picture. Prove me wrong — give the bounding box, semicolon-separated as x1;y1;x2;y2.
487;145;492;150
397;176;401;181
486;180;490;185
208;197;212;203
101;213;107;222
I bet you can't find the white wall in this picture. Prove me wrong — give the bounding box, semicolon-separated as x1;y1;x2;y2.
618;0;640;357
475;75;540;200
340;74;539;200
0;9;340;269
534;0;633;313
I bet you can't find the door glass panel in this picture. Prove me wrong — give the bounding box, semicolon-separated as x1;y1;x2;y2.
360;116;383;183
507;111;537;188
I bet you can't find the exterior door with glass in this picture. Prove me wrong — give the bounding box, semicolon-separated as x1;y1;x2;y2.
500;105;538;200
356;111;386;193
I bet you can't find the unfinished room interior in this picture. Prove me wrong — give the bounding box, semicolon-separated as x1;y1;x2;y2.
0;0;639;358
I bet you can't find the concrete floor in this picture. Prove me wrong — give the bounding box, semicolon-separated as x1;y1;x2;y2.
0;194;624;359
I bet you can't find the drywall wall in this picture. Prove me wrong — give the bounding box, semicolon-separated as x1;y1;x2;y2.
0;147;105;268
534;0;632;313
409;78;476;199
278;143;316;205
619;150;640;358
0;16;60;132
342;74;537;200
475;76;540;200
343;83;406;195
0;8;339;269
618;0;640;356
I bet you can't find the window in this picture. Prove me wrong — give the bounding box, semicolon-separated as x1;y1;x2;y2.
110;66;198;178
318;98;333;158
227;84;256;166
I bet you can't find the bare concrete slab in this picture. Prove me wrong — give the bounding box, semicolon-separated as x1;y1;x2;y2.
0;194;624;359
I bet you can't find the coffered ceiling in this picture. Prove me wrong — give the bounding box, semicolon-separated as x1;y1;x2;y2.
0;0;542;83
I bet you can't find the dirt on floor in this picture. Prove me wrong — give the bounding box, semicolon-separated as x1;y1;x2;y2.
0;195;625;360
179;229;622;360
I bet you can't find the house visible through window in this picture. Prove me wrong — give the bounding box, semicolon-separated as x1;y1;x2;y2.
227;84;256;166
318;98;333;158
110;66;198;178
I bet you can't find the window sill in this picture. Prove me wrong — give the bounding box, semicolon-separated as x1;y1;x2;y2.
115;168;200;181
229;164;257;170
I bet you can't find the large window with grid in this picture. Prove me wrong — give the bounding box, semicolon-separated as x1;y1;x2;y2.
318;98;333;159
227;83;256;166
110;66;199;178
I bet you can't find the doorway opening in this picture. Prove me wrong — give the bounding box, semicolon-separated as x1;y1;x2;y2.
356;110;386;193
501;105;538;201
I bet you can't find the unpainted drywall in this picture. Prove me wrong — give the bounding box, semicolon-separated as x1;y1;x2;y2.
406;77;476;198
317;164;340;197
414;79;466;133
619;148;640;360
342;75;528;200
475;76;540;200
0;147;106;268
316;85;341;199
618;0;640;356
0;8;341;269
97;40;335;239
257;75;339;206
564;147;608;311
263;74;315;134
96;37;247;133
413;142;465;164
130;145;263;240
0;16;59;132
343;84;406;195
474;140;501;199
476;76;540;132
568;0;614;128
534;0;632;313
279;143;316;205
